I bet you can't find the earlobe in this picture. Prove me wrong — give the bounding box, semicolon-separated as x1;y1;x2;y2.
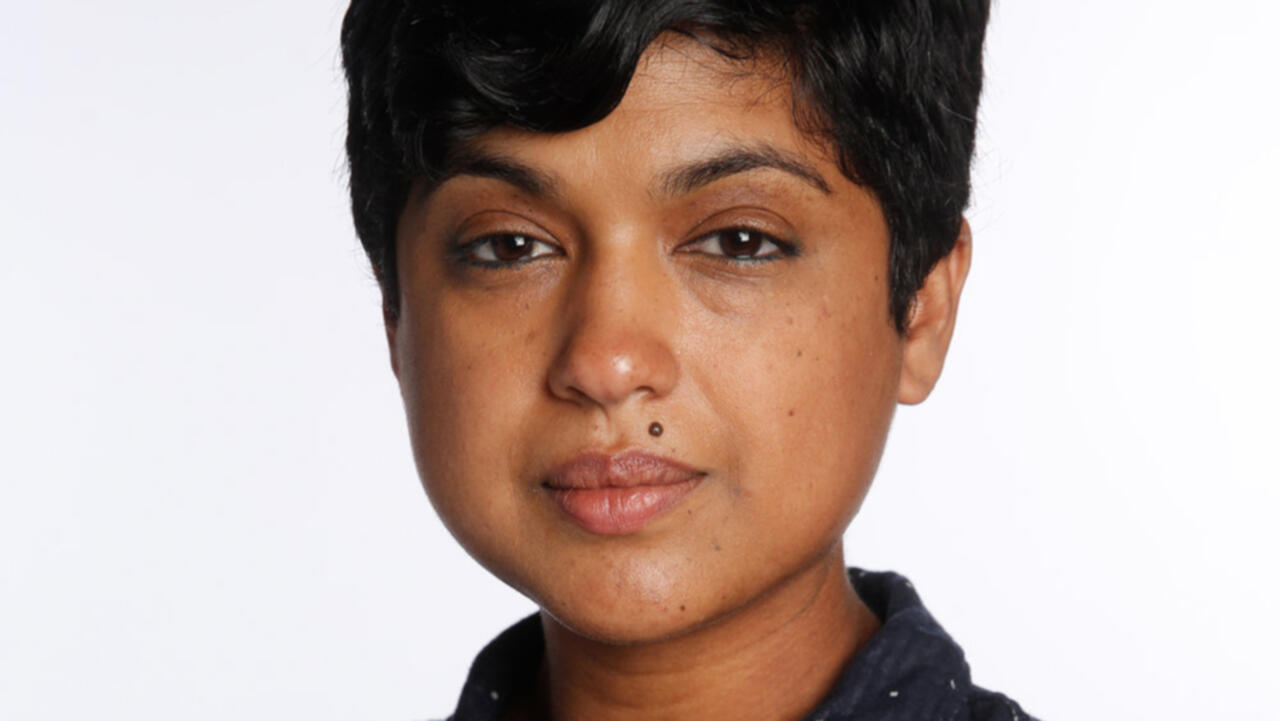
897;220;972;405
384;304;401;380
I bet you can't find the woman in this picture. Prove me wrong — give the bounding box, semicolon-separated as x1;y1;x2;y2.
341;1;1033;719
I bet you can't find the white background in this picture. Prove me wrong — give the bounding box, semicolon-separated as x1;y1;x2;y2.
3;1;1277;719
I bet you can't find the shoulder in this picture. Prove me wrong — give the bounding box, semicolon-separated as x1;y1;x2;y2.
844;568;1042;721
960;687;1040;721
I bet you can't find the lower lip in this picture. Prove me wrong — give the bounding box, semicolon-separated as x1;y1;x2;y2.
546;479;701;535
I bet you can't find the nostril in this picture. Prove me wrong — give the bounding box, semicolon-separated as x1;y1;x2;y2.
559;383;595;406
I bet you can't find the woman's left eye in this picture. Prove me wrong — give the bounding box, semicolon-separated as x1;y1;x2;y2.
680;228;793;261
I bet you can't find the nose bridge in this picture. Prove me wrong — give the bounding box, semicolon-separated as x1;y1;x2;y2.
576;244;656;330
548;233;679;410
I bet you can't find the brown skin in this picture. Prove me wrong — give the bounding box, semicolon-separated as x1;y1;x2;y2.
388;35;970;721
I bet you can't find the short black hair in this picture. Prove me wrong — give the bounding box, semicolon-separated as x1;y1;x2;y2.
341;0;989;332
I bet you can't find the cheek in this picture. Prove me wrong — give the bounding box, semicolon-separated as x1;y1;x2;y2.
693;289;901;552
394;296;544;543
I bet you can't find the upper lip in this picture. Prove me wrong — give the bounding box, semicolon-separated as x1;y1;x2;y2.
543;450;705;490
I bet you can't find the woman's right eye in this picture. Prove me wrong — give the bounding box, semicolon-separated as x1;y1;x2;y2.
461;233;561;266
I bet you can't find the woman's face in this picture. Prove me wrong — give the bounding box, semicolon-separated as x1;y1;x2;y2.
391;37;910;643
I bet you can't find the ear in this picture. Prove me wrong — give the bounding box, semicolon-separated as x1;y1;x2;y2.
898;219;972;405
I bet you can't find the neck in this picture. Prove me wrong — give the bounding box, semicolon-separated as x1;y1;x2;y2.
515;548;879;721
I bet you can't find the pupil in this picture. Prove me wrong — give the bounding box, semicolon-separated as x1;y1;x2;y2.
721;229;761;257
493;234;531;261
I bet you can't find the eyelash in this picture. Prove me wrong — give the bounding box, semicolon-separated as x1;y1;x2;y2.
451;227;797;269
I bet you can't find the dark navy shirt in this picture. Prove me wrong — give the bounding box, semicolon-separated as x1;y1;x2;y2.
441;569;1039;721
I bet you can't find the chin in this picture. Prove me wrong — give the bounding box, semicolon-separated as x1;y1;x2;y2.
521;551;731;646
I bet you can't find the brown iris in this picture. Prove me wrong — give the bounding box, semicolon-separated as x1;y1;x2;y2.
490;234;536;262
718;229;765;258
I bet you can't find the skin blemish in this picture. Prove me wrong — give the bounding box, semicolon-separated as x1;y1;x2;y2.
712;541;722;552
796;349;802;357
679;605;686;612
788;409;795;417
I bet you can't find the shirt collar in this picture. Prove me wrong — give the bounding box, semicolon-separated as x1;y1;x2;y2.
801;568;972;721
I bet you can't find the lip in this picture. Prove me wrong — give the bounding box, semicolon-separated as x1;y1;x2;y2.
543;450;706;535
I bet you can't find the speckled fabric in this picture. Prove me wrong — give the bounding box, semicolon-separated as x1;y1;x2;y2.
439;569;1039;721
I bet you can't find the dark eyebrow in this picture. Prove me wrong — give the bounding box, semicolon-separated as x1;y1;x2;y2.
658;145;832;197
428;144;829;199
433;147;559;197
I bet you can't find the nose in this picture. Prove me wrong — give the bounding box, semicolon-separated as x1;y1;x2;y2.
547;257;679;411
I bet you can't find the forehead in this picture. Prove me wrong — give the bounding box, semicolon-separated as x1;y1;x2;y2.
453;34;838;198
